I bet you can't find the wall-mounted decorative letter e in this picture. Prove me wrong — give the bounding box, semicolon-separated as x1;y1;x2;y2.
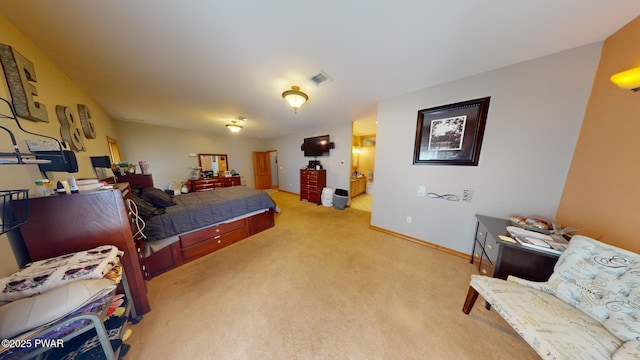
0;43;49;122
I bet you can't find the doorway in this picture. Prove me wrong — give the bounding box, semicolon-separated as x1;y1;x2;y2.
252;150;279;190
351;117;376;212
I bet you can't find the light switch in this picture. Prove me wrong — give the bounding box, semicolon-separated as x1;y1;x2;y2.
417;186;426;197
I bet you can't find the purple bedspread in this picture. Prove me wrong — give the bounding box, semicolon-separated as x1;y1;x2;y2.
143;186;276;242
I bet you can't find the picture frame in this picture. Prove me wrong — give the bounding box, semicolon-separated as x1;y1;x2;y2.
413;97;490;166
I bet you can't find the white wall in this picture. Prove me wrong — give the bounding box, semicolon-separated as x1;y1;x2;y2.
114;120;267;189
267;122;352;196
371;43;602;255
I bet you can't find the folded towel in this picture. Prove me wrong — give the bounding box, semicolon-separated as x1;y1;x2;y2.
0;245;122;302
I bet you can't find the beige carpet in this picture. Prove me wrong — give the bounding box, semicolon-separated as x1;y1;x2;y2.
125;191;538;359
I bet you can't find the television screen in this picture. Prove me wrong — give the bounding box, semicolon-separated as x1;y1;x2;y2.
302;135;331;157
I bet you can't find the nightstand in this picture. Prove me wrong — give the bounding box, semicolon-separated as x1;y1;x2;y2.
471;214;560;282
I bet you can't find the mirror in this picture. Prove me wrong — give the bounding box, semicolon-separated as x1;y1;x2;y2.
198;154;229;177
362;135;376;147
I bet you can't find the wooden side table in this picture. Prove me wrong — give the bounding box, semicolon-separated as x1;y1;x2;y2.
471;214;560;282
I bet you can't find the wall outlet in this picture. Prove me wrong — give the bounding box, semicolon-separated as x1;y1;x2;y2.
417;186;426;197
462;189;474;202
406;216;412;223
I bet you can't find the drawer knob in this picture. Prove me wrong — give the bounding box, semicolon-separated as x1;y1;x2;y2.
478;231;485;236
481;269;487;274
216;228;220;233
217;240;222;244
487;244;493;250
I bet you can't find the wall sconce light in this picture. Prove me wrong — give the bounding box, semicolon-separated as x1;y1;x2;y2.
610;66;640;91
226;118;243;133
282;86;308;113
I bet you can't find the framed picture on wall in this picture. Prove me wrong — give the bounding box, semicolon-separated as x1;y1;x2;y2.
413;97;491;166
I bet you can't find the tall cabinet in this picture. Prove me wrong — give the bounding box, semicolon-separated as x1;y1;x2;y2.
14;183;151;315
300;169;326;205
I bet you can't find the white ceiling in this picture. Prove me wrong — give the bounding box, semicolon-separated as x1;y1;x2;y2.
1;1;638;139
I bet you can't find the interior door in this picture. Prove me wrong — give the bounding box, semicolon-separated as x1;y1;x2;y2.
253;151;271;190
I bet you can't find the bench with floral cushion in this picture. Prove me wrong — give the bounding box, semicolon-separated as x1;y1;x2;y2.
462;235;640;360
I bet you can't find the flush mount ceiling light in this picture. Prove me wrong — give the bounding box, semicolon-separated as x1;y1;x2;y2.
282;86;308;114
610;66;640;92
226;117;245;133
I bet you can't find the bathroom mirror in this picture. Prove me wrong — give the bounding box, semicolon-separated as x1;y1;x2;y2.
198;154;228;175
362;135;376;147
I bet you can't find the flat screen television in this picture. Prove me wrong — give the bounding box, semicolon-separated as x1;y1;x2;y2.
302;135;332;157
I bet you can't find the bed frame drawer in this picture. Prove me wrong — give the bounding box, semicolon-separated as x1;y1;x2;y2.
180;218;247;248
181;227;248;261
146;210;275;278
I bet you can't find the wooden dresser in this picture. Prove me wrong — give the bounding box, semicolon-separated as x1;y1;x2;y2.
188;176;242;192
300;169;326;205
14;183;151;315
471;214;559;282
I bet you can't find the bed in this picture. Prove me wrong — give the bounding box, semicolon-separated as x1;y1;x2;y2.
128;185;277;277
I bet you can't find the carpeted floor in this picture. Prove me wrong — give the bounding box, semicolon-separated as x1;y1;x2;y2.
125;191;538;359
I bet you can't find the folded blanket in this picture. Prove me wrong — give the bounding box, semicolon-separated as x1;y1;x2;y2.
0;245;122;303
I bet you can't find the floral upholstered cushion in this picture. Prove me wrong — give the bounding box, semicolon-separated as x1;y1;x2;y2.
470;275;622;359
544;235;640;342
612;340;640;360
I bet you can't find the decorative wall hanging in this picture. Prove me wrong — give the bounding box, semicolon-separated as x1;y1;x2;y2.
77;104;96;139
413;97;490;166
56;105;85;151
0;43;49;122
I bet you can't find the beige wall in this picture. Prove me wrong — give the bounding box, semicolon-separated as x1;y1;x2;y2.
372;43;601;255
0;14;119;275
113;120;268;189
556;16;640;253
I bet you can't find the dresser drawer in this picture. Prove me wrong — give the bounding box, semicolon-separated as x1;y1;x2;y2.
193;182;215;191
180;218;247;248
472;240;483;265
301;178;318;186
478;252;494;276
475;223;488;245
483;235;500;263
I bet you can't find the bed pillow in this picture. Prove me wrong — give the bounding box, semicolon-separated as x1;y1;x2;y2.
131;193;166;220
140;187;176;207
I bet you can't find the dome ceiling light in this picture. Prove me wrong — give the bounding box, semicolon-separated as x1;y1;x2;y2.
226;117;246;133
282;86;308;114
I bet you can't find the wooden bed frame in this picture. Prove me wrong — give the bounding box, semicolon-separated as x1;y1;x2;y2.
144;209;275;277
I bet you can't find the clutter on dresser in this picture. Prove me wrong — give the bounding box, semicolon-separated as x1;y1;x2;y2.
505;215;580;255
509;215;580;239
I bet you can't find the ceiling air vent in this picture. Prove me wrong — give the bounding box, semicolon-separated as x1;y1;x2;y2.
309;71;333;86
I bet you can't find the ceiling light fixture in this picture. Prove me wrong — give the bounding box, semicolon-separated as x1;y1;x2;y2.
610;66;640;91
282;86;308;114
226;119;243;133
